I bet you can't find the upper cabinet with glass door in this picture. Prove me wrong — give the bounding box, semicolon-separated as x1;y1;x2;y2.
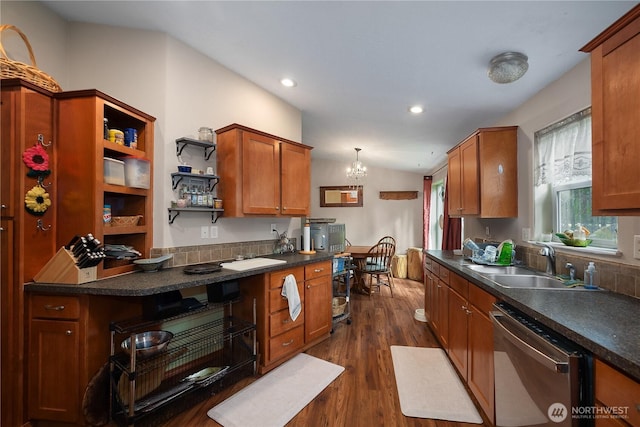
581;4;640;215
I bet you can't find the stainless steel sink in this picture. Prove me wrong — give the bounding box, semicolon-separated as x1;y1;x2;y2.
462;263;596;290
463;264;533;276
488;274;569;289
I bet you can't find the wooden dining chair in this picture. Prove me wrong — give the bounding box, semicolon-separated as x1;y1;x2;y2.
358;241;396;296
377;235;396;246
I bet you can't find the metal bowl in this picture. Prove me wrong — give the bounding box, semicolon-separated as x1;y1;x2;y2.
121;330;174;358
133;254;173;272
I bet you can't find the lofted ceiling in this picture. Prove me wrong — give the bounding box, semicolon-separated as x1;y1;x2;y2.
42;0;637;174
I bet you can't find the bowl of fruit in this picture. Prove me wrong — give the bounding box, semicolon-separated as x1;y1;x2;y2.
555;227;592;247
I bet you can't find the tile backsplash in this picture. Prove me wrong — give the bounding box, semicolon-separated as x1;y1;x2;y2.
516;245;640;299
150;239;296;269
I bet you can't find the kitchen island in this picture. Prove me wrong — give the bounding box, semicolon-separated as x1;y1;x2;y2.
23;252;334;425
25;252;334;296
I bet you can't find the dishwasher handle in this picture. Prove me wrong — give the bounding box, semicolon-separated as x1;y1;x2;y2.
491;310;569;374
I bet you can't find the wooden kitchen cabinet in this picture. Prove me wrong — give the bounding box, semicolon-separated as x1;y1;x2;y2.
594;358;640;427
447;272;469;377
423;260;437;323
215;124;311;217
28;296;81;423
1;80;57;427
55;90;155;278
429;262;496;424
26;293;141;425
267;266;305;365
430;265;449;350
447;135;479;215
237;261;332;374
447;126;518;218
304;261;332;343
581;5;640;215
466;284;496;425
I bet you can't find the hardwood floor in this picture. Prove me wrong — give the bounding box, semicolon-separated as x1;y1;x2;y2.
159;278;488;427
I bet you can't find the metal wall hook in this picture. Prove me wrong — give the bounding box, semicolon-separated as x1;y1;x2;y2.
37;134;52;147
36;219;52;231
37;175;52;188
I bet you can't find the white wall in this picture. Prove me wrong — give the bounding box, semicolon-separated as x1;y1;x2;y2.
2;2;301;249
462;59;640;267
0;2;67;86
310;159;424;254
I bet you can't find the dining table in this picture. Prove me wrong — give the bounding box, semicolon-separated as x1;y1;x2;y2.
345;245;375;294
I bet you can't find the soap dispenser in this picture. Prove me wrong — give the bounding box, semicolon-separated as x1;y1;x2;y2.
584;262;599;289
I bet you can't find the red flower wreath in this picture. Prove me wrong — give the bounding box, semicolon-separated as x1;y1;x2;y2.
22;144;50;171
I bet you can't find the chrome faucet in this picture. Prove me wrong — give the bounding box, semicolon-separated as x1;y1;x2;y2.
566;262;575;280
539;244;556;275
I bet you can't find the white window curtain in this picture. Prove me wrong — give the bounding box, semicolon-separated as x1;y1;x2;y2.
535;108;592;187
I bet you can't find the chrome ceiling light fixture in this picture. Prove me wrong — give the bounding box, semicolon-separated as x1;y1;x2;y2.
346;148;367;187
488;52;529;84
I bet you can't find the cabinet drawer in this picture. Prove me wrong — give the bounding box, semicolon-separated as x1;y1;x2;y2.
31;295;80;320
269;280;305;313
431;261;440;277
269;325;304;362
449;272;468;298
424;257;433;272
305;261;331;279
595;359;640;427
468;285;496;315
437;265;449;284
269;267;304;289
270;306;304;337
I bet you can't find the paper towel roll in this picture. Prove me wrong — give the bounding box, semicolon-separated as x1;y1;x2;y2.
303;223;311;252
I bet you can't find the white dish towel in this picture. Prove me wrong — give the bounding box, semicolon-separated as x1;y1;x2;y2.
281;274;301;321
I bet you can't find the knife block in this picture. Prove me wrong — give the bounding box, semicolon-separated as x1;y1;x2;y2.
34;247;97;284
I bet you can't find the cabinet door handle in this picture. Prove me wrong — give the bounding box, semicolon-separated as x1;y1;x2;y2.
44;304;65;311
1;204;6;209
282;339;294;347
65;330;73;335
307;285;311;289
282;207;287;211
275;206;280;211
314;268;323;273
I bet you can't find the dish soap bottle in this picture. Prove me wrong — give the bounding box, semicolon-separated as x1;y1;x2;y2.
584;262;599;289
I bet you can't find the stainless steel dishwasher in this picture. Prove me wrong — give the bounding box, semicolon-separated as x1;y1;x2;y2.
491;302;593;427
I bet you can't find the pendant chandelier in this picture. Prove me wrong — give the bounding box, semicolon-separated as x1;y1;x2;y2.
346;148;367;186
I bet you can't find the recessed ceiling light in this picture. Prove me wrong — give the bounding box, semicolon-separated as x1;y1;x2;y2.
280;78;297;87
409;105;424;114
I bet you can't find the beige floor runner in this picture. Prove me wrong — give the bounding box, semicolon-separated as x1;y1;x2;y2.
391;345;483;423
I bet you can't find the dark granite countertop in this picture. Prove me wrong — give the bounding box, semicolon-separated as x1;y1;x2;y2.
24;252;334;297
424;250;640;382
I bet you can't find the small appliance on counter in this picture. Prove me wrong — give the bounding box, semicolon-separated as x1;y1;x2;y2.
302;218;346;253
273;230;295;254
